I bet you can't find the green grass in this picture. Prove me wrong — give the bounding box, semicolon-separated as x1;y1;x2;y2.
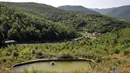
1;28;130;73
0;40;130;73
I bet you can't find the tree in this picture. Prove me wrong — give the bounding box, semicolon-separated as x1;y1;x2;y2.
0;29;4;44
1;21;11;35
7;28;21;41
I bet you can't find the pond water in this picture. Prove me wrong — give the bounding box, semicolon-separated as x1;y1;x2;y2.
14;61;90;72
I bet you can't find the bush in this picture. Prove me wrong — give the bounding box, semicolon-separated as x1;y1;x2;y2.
58;52;73;59
32;50;36;55
114;49;120;54
36;52;44;59
84;52;95;59
123;50;130;55
123;48;130;55
12;51;19;57
95;56;102;63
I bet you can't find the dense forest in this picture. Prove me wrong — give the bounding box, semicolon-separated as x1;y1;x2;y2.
0;3;77;43
0;2;130;43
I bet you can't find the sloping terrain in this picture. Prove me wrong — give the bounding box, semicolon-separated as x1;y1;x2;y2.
0;2;130;73
92;5;130;22
0;2;129;43
58;5;100;14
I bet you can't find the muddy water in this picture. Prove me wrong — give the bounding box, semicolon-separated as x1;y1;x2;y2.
14;61;89;72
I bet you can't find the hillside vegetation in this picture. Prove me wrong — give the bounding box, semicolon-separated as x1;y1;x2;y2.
92;5;130;22
0;2;130;73
58;5;100;14
0;3;77;42
0;2;129;43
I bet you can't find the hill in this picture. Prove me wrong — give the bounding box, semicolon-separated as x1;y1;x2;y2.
92;5;130;22
0;2;78;42
58;5;100;14
1;2;130;73
0;2;130;43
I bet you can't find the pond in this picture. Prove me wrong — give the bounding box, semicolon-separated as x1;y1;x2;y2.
13;59;90;72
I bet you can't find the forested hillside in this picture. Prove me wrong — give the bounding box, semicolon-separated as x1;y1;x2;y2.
0;2;130;43
92;5;130;22
58;5;100;14
1;2;130;73
0;3;77;43
0;2;130;42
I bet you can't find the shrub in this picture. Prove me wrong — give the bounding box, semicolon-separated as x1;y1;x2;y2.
84;52;95;59
123;48;130;55
58;52;73;59
123;50;130;55
12;51;19;57
36;52;44;59
95;56;102;63
114;49;120;54
32;50;36;55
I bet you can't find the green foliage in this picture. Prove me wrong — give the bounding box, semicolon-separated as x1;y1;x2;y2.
0;2;130;73
94;5;130;22
0;3;77;42
58;5;100;14
0;29;4;43
123;48;130;55
0;28;130;72
1;2;129;43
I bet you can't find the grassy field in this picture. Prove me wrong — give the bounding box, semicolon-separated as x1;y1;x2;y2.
0;32;130;73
